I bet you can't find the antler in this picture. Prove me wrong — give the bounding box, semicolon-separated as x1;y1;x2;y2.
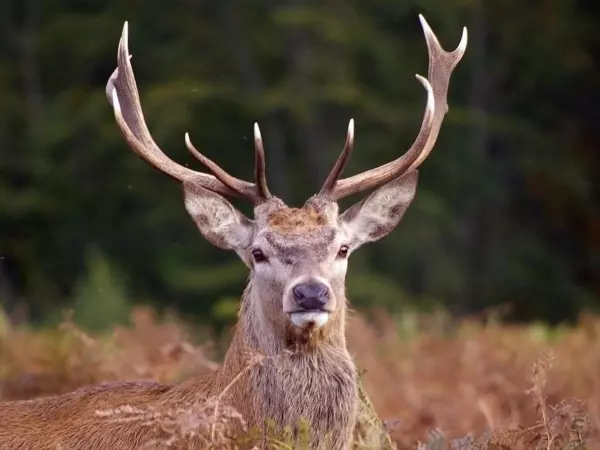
106;22;271;204
319;15;468;201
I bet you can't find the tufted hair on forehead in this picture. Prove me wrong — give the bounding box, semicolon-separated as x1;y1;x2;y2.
267;206;329;234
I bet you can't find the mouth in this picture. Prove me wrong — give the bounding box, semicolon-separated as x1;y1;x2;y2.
288;310;330;328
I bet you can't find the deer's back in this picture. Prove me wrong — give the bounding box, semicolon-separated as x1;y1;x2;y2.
0;380;176;449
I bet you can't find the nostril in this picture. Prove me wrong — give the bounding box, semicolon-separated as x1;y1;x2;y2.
293;282;329;310
293;285;306;301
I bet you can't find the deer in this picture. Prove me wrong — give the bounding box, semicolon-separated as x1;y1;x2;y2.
0;14;467;450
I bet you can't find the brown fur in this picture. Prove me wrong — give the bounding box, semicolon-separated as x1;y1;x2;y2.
0;208;358;450
78;12;464;447
0;308;356;450
0;167;420;450
267;206;328;234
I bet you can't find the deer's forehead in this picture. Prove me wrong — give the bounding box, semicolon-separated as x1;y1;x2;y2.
256;227;340;260
265;206;330;233
251;205;344;259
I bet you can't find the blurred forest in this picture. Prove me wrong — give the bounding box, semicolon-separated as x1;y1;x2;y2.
0;0;598;329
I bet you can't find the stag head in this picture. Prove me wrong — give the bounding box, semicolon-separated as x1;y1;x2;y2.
106;16;467;343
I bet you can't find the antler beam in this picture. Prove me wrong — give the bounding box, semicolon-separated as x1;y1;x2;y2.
106;22;271;204
319;15;468;201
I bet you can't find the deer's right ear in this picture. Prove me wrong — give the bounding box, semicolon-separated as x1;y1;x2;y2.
339;171;418;248
183;182;254;251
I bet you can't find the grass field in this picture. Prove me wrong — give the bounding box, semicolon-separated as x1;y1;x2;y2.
0;307;598;449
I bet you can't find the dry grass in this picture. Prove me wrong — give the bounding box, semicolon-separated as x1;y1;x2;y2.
348;310;600;449
1;306;599;449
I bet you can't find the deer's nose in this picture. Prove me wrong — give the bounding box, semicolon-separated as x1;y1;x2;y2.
292;282;329;310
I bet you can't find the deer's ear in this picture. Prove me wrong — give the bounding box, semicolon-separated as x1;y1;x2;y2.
339;171;418;248
183;182;254;251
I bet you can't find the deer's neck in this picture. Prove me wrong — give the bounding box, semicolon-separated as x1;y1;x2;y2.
171;285;358;448
216;284;358;448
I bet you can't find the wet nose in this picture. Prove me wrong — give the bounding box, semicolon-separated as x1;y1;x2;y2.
292;282;329;310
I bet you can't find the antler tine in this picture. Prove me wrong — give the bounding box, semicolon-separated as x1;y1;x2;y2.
407;14;468;170
182;133;259;203
107;22;266;203
319;119;355;195
320;76;435;200
183;124;272;203
321;15;468;201
253;123;272;199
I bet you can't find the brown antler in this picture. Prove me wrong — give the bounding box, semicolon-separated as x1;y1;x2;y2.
184;123;271;200
319;15;468;201
106;22;271;204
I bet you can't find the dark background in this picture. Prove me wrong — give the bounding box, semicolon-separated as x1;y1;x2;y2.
0;0;598;331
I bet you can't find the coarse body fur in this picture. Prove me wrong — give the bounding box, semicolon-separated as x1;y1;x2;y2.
0;264;358;450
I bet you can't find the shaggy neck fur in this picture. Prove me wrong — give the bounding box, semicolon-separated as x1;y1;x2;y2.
199;281;359;449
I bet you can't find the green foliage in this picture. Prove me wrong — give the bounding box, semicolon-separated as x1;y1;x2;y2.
211;297;241;323
69;246;132;332
0;0;597;325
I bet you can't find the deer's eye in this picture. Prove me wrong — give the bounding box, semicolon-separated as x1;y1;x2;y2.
252;249;267;263
337;245;349;258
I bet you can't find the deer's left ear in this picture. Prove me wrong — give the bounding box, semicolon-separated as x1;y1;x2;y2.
183;181;254;251
339;171;418;248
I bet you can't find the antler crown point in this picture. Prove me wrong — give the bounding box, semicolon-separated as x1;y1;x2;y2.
459;27;469;50
254;122;262;140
